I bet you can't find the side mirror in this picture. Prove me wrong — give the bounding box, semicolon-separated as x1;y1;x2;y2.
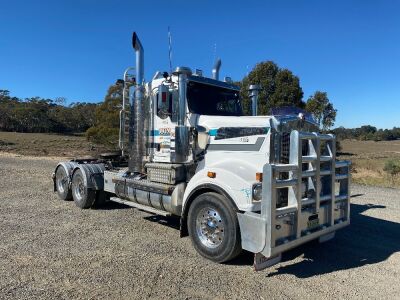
195;126;209;150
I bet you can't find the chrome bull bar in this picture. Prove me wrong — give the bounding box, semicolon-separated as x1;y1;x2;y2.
238;130;351;269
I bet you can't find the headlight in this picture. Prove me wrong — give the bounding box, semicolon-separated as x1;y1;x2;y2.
252;183;262;201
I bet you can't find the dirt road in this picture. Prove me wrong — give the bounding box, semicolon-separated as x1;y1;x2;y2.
1;153;399;299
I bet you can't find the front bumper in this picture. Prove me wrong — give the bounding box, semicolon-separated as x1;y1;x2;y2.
237;131;351;267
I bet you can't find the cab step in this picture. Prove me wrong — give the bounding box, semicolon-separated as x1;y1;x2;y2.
109;197;172;217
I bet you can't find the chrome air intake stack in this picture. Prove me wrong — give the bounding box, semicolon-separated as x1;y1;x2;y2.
212;58;221;80
129;32;145;173
172;66;192;163
249;84;261;116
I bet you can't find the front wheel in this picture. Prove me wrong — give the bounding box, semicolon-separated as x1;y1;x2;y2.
187;192;242;263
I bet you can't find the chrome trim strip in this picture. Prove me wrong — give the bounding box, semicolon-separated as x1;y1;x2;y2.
207;137;265;151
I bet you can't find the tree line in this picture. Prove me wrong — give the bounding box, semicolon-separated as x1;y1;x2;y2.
239;61;336;131
0;90;96;133
332;125;400;141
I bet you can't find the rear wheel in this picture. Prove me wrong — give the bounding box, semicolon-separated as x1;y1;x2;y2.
55;166;72;200
71;169;96;209
187;192;242;263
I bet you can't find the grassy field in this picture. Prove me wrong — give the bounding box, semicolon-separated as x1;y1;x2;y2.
0;131;109;157
339;139;400;188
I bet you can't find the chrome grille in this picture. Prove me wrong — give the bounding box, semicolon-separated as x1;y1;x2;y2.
280;133;290;164
279;132;310;164
277;132;311;208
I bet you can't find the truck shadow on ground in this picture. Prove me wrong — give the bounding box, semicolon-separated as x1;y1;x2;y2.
143;215;181;230
265;203;400;278
101;201;131;210
101;197;400;277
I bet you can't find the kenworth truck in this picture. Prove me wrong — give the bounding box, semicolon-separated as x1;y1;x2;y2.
53;32;351;271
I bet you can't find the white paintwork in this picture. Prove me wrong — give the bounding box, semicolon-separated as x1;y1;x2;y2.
183;118;272;211
147;75;274;212
192;114;271;130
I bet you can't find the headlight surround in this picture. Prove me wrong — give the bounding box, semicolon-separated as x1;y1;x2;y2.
252;183;262;201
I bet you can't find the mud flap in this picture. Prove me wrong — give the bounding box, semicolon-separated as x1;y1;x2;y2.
254;253;282;271
52;172;56;192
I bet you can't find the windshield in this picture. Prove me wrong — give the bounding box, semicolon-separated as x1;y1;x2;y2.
187;81;243;116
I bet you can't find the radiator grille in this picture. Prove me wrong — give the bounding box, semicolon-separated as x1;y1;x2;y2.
277;132;310;208
279;133;309;164
280;133;290;164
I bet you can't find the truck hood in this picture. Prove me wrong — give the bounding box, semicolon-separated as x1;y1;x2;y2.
190;114;272;131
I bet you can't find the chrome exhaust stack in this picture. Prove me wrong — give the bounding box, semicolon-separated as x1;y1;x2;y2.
172;66;192;163
249;84;261;116
212;58;221;80
129;32;146;173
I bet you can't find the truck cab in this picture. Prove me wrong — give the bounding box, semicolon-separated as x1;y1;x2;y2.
53;32;350;271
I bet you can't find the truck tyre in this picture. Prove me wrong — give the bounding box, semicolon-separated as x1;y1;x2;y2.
187;192;242;263
71;169;96;209
55;166;72;200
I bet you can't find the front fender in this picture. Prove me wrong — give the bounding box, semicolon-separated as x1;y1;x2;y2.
183;163;257;212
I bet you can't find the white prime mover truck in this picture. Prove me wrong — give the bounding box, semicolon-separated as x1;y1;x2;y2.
53;32;350;271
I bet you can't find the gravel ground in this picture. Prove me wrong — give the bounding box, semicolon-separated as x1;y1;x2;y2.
1;153;399;299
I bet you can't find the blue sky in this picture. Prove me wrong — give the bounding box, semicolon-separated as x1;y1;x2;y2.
1;0;399;129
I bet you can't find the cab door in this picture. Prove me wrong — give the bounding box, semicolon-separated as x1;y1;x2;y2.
152;85;179;162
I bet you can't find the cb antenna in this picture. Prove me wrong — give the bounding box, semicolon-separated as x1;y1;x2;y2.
213;43;217;64
168;26;173;73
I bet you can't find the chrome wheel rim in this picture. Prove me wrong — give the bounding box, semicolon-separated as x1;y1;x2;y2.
195;207;225;248
56;169;68;194
73;174;85;201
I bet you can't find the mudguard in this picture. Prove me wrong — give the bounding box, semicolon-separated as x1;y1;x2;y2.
71;163;105;190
